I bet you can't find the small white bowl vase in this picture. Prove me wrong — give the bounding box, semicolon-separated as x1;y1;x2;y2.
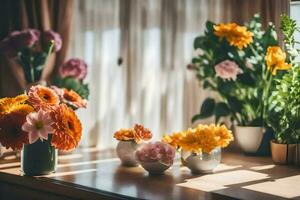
116;141;141;167
140;161;171;175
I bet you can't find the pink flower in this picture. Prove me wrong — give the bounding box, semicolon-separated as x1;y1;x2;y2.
10;29;40;50
136;142;175;166
214;60;243;81
22;110;54;144
59;58;88;81
42;30;62;52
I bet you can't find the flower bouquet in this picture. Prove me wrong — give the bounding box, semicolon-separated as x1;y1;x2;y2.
0;85;86;175
163;124;233;174
188;14;290;154
136;141;175;175
0;29;62;84
114;124;152;167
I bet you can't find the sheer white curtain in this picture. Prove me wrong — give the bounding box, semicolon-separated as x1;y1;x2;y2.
69;0;226;149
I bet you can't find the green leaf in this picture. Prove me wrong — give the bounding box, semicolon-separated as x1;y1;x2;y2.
191;98;216;123
53;77;90;99
227;96;243;113
215;102;231;123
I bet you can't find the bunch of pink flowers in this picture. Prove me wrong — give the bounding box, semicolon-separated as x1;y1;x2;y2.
136;141;175;166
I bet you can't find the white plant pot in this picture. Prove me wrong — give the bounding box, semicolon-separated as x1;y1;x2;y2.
116;141;141;167
235;126;264;153
140;161;171;175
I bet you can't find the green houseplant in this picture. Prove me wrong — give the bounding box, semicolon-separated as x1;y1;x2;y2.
268;15;300;165
188;14;286;154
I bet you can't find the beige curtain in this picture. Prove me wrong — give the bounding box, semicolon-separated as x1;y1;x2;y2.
70;0;289;149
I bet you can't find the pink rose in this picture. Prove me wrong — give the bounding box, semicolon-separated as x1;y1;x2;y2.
135;142;175;165
59;58;88;81
10;29;40;50
42;30;62;52
214;60;243;81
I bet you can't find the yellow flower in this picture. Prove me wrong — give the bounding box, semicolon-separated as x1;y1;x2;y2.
0;95;29;115
162;131;186;148
265;46;291;75
169;124;234;154
214;23;253;49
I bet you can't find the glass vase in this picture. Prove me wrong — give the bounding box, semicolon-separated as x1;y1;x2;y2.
183;147;221;174
21;137;58;176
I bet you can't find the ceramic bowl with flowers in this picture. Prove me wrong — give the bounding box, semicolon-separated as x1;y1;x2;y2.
114;124;152;167
136;141;175;175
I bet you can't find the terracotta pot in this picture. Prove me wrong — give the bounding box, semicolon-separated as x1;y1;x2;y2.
235;126;264;153
271;141;296;165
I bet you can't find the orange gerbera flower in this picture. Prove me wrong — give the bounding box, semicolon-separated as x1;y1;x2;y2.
51;104;82;151
0;94;28;115
62;89;87;109
28;85;59;111
0;105;33;150
133;124;152;143
114;128;135;141
113;124;152;143
214;23;253;49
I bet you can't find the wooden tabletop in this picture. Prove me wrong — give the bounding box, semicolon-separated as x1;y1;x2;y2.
1;148;300;200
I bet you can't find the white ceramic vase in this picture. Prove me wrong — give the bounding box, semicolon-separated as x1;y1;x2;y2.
116;141;141;167
235;126;264;154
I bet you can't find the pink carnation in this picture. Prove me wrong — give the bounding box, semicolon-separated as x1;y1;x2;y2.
214;60;243;81
136;141;175;166
42;30;62;52
59;58;88;81
10;29;40;50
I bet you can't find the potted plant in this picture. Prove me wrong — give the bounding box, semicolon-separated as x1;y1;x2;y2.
188;14;284;155
114;124;152;167
163;124;233;174
267;15;300;165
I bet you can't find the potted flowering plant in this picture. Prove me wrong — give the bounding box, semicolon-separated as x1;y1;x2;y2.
267;15;300;165
188;14;288;154
114;124;152;167
136;141;175;175
163;124;233;174
0;85;86;176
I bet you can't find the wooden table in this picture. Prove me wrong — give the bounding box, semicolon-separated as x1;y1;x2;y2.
0;148;300;200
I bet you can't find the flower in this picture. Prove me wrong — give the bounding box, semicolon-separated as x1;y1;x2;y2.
51;104;82;151
22;110;54;144
42;30;62;52
61;89;87;109
162;132;185;149
114;124;152;143
214;23;253;49
114;128;135;141
0;94;29;115
59;58;88;81
135;142;175;166
0;105;34;150
28;85;59;111
215;60;243;81
265;46;291;75
10;29;40;50
133;124;152;143
169;124;233;154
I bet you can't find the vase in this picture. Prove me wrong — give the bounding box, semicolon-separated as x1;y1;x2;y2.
235;126;265;154
184;147;221;174
271;140;296;165
140;161;171;175
21;137;58;176
116;141;141;167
